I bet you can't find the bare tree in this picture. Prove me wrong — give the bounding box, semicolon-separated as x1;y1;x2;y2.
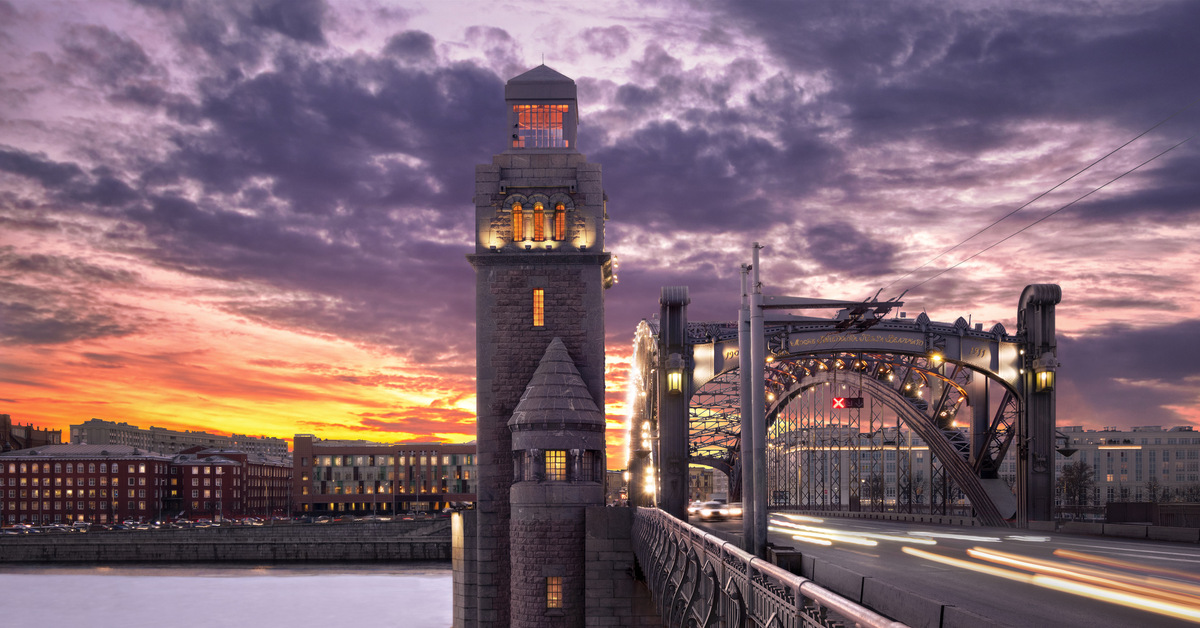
1057;461;1095;507
1144;477;1165;503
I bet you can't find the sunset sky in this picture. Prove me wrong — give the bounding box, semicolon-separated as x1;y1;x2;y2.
2;0;1199;465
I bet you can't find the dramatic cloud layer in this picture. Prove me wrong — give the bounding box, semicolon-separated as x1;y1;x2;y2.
2;0;1198;463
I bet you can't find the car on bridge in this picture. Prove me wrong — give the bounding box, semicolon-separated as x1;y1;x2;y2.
697;501;738;520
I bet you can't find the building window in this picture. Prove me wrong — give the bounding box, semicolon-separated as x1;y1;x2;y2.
533;289;545;327
513;104;569;149
554;204;565;241
533;203;545;241
579;451;598;483
545;450;567;481
512;203;524;241
546;576;563;609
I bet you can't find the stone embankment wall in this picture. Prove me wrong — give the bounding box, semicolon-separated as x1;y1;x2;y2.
0;521;451;563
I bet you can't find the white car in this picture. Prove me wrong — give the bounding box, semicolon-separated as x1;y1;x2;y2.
698;501;730;520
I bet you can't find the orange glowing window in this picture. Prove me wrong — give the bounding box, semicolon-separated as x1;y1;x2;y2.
554;204;565;240
513;104;569;148
545;450;566;481
546;576;563;608
512;203;524;241
533;203;545;241
533;289;545;327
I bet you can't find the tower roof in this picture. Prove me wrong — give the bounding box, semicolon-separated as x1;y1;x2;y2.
508;338;604;430
506;64;576;101
508;64;573;84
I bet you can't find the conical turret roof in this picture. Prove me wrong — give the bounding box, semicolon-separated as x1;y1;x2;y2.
508;338;604;430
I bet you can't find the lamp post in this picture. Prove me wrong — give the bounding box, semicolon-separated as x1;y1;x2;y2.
666;354;684;394
1033;352;1058;392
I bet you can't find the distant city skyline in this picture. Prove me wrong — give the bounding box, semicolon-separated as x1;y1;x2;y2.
2;0;1199;466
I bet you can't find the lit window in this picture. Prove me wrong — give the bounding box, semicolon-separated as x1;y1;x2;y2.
513;104;569;148
554;204;565;241
512;203;524;241
546;576;563;609
533;203;545;241
533;289;545;327
545;450;567;481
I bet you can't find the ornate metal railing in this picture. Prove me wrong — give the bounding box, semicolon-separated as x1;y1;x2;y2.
633;508;908;628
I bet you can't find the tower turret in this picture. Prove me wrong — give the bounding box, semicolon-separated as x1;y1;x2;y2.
508;338;605;625
459;65;610;628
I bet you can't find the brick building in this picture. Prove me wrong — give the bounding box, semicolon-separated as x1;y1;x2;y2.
0;444;290;525
688;466;714;501
163;447;291;520
70;418;288;456
0;444;171;525
1;414;62;452
292;435;475;515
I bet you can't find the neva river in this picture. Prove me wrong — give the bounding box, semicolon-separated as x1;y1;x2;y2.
0;563;452;627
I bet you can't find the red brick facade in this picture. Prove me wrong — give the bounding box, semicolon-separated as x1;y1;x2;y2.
1;444;290;525
1;446;171;524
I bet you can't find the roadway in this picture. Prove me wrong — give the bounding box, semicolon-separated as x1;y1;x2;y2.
700;515;1200;627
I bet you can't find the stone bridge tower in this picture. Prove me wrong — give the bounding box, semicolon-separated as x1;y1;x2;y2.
458;65;611;628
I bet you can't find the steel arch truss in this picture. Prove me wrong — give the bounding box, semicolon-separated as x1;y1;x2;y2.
632;285;1060;526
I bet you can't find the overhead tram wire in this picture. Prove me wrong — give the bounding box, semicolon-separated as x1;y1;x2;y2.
902;130;1199;295
876;94;1200;296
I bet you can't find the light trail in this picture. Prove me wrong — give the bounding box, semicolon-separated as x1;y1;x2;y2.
969;547;1200;608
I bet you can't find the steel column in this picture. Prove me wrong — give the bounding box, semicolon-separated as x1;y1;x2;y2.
659;287;691;519
1017;285;1061;525
749;243;767;558
738;265;754;547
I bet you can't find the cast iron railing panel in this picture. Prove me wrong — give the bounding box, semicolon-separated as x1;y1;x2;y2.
633;507;909;628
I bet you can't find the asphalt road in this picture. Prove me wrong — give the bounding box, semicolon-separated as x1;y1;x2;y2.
700;515;1200;627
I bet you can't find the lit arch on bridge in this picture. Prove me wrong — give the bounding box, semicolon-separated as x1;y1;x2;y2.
628;283;1061;529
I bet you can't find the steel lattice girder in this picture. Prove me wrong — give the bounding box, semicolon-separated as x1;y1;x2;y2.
634;313;1030;523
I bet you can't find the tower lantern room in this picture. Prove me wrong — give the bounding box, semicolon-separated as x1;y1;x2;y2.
505;65;578;152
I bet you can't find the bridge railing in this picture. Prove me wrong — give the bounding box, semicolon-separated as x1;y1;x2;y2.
633;507;908;628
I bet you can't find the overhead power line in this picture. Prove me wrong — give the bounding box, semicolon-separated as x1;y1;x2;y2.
902;130;1198;294
878;95;1200;296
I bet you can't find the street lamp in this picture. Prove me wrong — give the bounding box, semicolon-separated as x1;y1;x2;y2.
1033;352;1058;392
666;353;684;394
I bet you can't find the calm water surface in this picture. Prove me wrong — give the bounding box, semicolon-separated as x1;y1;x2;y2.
0;562;452;627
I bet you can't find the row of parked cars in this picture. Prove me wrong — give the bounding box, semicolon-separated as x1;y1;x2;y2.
1;517;284;534
2;512;454;534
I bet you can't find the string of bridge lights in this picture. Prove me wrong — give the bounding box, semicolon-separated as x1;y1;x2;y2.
878;95;1200;300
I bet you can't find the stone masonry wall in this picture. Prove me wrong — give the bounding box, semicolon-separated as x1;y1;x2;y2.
585;507;663;627
511;513;585;627
469;148;606;628
0;521;450;563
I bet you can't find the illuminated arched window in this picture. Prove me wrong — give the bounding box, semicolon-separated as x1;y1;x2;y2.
533;203;545;241
554;204;566;241
512;203;524;241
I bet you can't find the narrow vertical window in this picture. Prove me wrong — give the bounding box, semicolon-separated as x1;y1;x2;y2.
554;204;566;241
533;289;545;327
512;203;524;241
533;203;545;241
546;576;563;609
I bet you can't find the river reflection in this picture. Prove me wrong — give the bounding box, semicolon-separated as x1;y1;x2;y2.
0;562;452;627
